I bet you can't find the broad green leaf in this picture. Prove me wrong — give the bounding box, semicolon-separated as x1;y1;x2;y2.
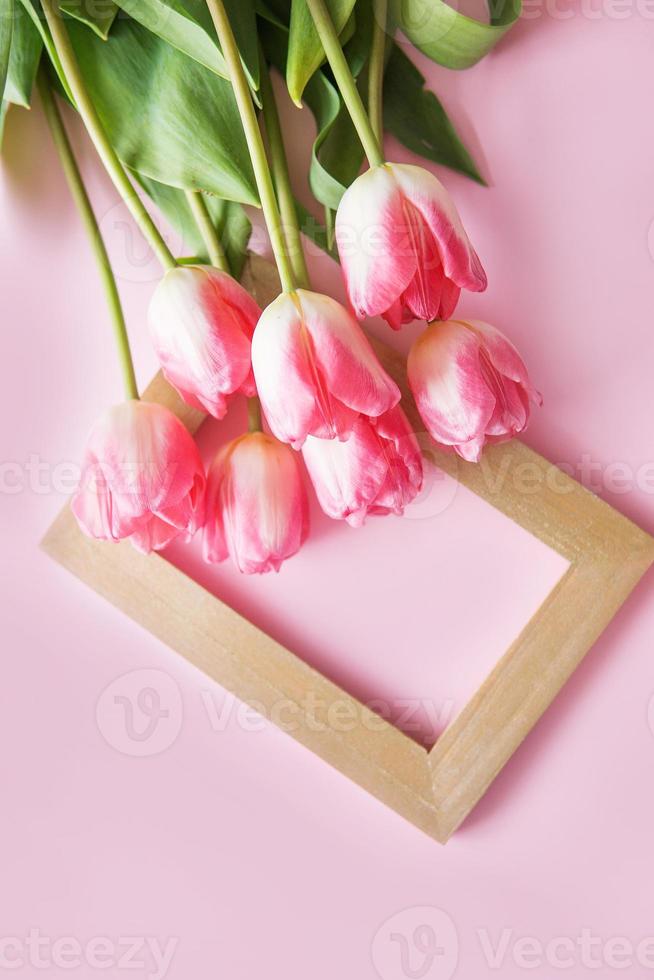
112;0;224;75
389;0;520;70
135;173;252;278
112;0;259;89
60;0;119;38
286;0;355;105
383;44;484;183
67;17;258;204
16;0;72;101
0;0;14;101
4;2;41;107
304;68;363;210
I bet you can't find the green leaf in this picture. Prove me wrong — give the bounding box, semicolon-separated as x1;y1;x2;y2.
286;0;355;105
256;0;289;27
60;0;119;39
4;2;41;107
383;44;484;183
67;17;258;204
389;0;520;70
135;173;252;278
111;0;259;89
0;0;14;101
16;0;72;101
304;68;363;210
262;19;363;217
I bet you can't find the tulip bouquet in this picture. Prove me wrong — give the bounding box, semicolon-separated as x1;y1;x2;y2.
2;0;539;574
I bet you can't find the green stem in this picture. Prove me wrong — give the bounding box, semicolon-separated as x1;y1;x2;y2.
258;50;310;289
304;0;384;167
184;189;229;272
247;396;263;432
367;0;387;147
40;0;176;272
205;0;296;293
38;68;138;401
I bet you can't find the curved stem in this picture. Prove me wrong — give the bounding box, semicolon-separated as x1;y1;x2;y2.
205;0;297;293
304;0;384;167
247;396;263;432
258;51;310;289
184;189;229;272
368;0;387;148
40;0;176;272
38;68;138;401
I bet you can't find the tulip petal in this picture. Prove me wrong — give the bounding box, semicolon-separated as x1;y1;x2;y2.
397;202;446;323
297;291;401;419
382;297;405;331
483;375;529;438
129;515;183;554
468;319;542;406
408;321;496;447
455;434;487;463
202;443;231;565
148;266;259;420
204;267;262;340
71;463;123;541
303;406;422;524
251;293;358;447
158;369;232;420
71;401;206;552
373;405;425;507
302;425;388;525
392;164;487;292
204;434;309;574
335;165;417;321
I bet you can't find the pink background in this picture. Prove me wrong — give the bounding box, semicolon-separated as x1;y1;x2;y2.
2;4;654;978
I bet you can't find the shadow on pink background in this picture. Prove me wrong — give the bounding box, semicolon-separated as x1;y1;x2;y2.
2;3;654;977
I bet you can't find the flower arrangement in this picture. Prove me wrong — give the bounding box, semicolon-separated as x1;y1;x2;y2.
1;0;538;574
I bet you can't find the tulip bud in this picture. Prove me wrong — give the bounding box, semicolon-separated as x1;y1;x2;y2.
335;163;487;329
203;432;309;574
72;400;205;553
302;405;423;527
408;319;541;462
148;265;261;419
251;289;400;449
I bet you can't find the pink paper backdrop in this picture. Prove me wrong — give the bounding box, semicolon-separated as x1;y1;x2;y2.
2;4;654;978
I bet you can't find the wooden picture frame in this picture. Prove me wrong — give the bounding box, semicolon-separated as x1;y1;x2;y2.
42;259;654;843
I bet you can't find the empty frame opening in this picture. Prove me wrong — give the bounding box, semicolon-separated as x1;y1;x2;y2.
164;399;570;748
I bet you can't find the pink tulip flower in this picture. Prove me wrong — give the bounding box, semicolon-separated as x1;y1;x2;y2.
302;405;423;527
72;400;205;553
148;265;261;419
335;163;487;329
251;289;400;449
408;319;542;462
203;432;309;574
